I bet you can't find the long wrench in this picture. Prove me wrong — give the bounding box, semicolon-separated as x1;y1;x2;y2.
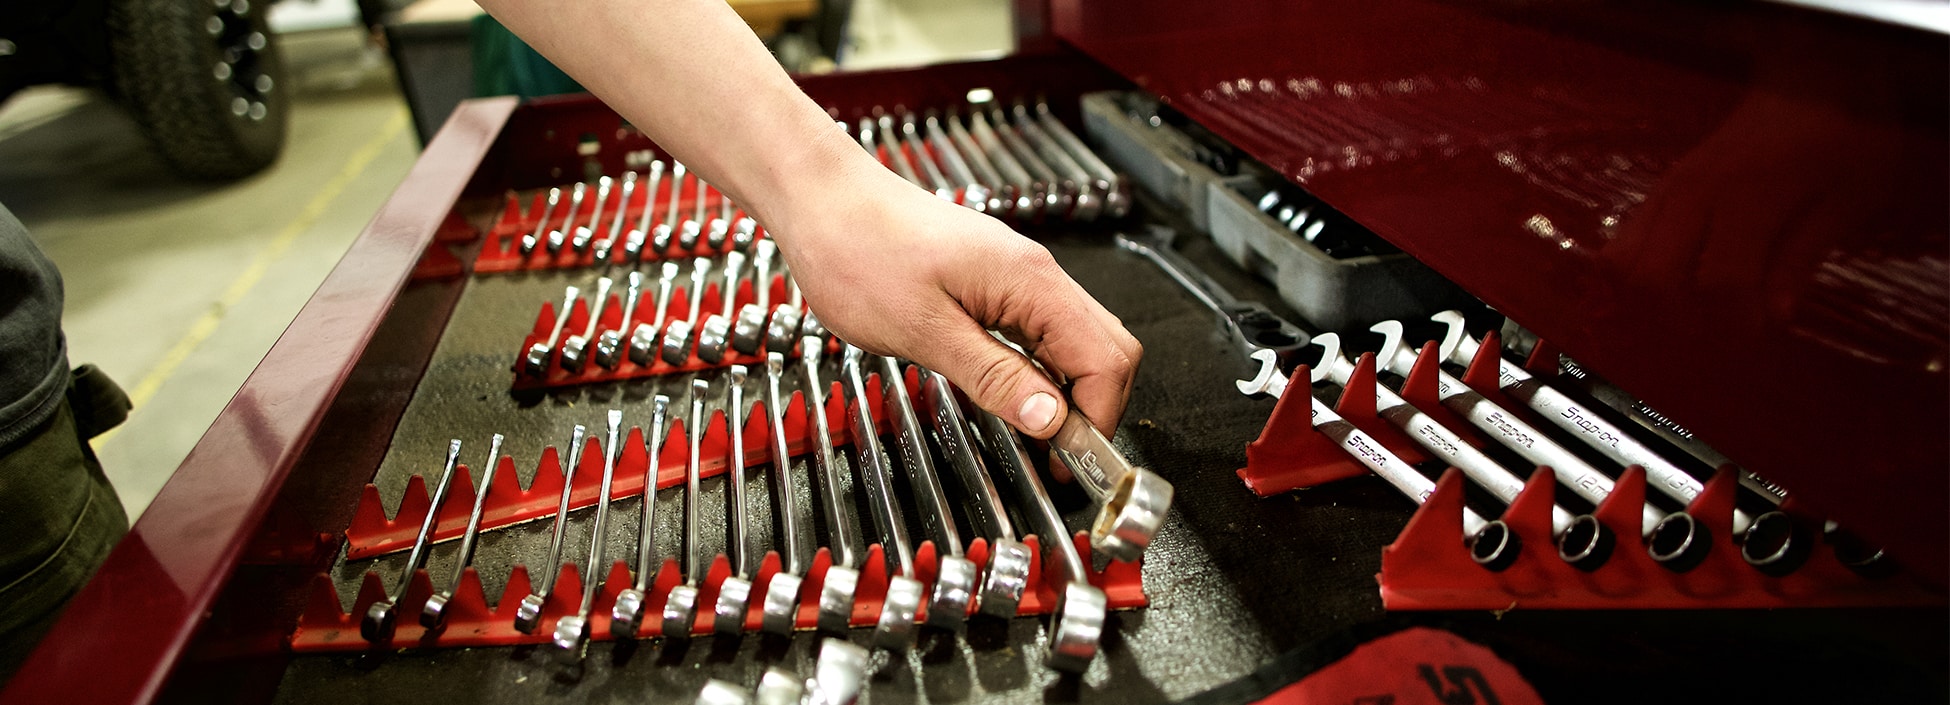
571;176;613;253
879;357;977;628
1011;104;1099;221
1034;101;1129;218
594;271;643;369
594;170;636;262
559;276;614;373
983;108;1068;216
611;396;670;639
974;408;1106;674
760;352;810;634
924;111;993;212
521;187;561;255
715;366;756;634
423;433;505;627
941;111;1015;216
920;369;1031;617
554;410;624;661
901;114;958;202
801;337;861;632
840;345;923;650
966;109;1045;219
1113;230;1308;364
663;378;712;637
515;425;587;634
661;257;714;366
524;286;580;377
732;239;777;356
629;261;682;366
547;181;586;254
623;161;667;262
361;439;463;644
698;251;749;364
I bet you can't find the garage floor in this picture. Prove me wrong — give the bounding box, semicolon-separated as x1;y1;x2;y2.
0;0;1009;522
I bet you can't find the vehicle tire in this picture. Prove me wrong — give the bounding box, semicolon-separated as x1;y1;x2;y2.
108;0;288;180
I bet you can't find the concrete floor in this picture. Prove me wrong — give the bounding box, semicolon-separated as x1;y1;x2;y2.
0;0;1008;522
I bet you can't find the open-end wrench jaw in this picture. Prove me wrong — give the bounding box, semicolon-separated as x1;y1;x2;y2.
1429;310;1471;364
978;538;1032;618
1045;581;1108;673
1234;348;1289;398
1367;320;1413;376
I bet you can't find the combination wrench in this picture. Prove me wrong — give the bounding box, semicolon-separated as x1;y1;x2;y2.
801;337;861;632
982;107;1068;216
593;271;643;369
840;345;924;650
611;396;670;639
546;181;586;254
361;439;463;644
697;250;749;364
880;357;978;627
920;368;1031;617
1113;230;1308;364
571;176;612;253
1234;361;1518;567
661;257;714;366
593;170;636;262
715;366;757;635
901;114;959;202
923;111;992;212
966;109;1046;219
973;407;1106;673
663;378;712;637
553;409;624;661
622;160;667;262
760;352;811;634
731;239;777;356
680;175;710;252
559;276;614;373
650;162;687;257
524;285;580;377
1011;104;1100;221
520;187;561;255
514;425;587;634
423;433;505;627
1033;101;1130;218
939;111;1014;216
629;261;682;367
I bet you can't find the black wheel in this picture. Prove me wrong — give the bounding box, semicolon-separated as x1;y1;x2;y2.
108;0;288;180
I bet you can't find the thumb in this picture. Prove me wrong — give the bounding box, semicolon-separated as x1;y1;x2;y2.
917;319;1067;439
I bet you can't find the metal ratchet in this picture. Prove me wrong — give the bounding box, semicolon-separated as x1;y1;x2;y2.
611;396;670;638
422;433;505;627
1113;229;1308;363
361;439;463;644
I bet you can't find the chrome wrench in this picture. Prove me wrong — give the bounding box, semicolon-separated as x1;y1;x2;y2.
1034;101;1130;218
975;408;1106;674
1010;104;1098;220
697;250;749;364
942;110;1015;216
651;162;687;257
553;409;624;661
514;425;587;634
923;111;992;212
760;352;810;634
520;187;561;255
731;239;777;356
801;337;861;632
663;378;711;637
593;170;636;262
840;345;923;650
523;285;580;377
594;270;642;369
611;396;670;639
559;276;614;373
1113;230;1308;364
921;368;1031;617
361;439;463;644
423;433;505;627
715;366;756;635
623;160;667;262
901;114;958;202
879;356;977;628
548;181;586;254
571;175;612;253
661;257;713;366
629;261;682;366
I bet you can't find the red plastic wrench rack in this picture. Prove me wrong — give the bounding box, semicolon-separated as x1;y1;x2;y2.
475;185;763;274
510;274;807;390
1238;338;1947;610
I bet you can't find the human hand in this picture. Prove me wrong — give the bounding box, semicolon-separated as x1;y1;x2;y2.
767;162;1142;443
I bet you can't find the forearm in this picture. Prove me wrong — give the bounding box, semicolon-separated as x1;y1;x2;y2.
473;0;896;240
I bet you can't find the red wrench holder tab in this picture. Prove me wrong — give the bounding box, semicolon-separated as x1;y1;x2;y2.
509;274;824;389
1239;352;1947;610
291;533;1145;651
474;184;762;274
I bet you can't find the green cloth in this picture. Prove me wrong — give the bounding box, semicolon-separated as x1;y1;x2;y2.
470;14;584;100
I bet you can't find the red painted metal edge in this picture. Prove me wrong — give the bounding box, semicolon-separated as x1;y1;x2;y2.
0;98;522;705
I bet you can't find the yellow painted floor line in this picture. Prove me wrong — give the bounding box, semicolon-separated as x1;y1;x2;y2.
93;109;409;449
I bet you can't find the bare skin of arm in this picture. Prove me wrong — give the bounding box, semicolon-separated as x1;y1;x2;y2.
475;0;1141;443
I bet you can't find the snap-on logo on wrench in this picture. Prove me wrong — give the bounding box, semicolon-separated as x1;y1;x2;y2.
1559;407;1621;449
1415;425;1459;456
1071;449;1109;487
1485;412;1535;449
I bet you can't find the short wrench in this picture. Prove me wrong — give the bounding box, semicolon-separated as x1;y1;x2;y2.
521;187;561;255
611;396;670;639
1236;362;1518;567
594;271;643;369
423;433;505;627
975;408;1106;674
715;366;756;634
840;345;923;650
553;409;624;661
921;369;1031;617
879;356;977;628
760;352;810;634
651;162;687;257
1034;101;1130;218
1048;402;1174;563
663;378;711;637
629;261;682;367
697;250;749;364
571;175;612;253
901;114;958;202
623;161;667;262
801;338;861;632
1113;230;1307;364
731;239;777;356
1368;321;1702;566
680;176;709;252
361;439;463;644
593;170;636;261
515;425;587;634
524;285;580;377
661;257;714;366
924;111;993;212
559;276;614;373
1010;104;1098;220
548;181;586;254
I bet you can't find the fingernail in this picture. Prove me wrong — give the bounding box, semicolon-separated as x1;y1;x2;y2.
1019;392;1059;432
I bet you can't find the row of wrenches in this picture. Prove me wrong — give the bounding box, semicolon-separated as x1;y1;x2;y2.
846;102;1129;222
370;341;1172;672
518;158;754;264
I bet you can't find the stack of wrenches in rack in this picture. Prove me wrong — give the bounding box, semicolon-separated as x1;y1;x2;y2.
842;101;1130;223
359;321;1173;674
513;159;760;267
1115;228;1813;573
